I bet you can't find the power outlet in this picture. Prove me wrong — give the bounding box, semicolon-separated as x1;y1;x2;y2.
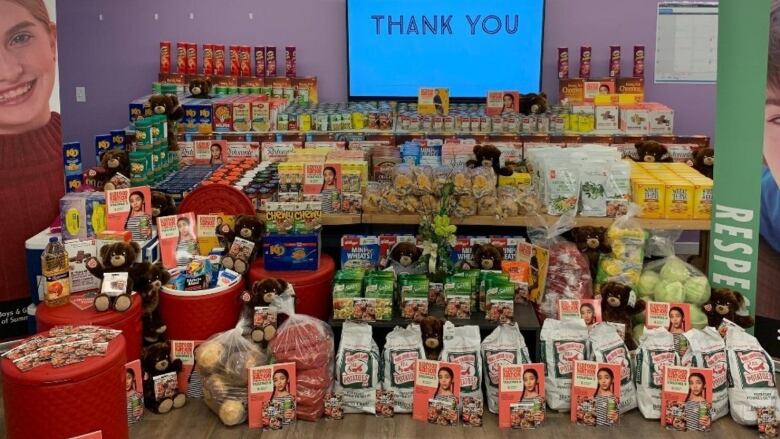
75;87;86;102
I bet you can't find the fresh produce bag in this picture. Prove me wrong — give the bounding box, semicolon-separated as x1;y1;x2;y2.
383;324;426;413
334;321;381;414
481;323;531;414
440;321;483;401
595;204;648;293
725;325;780;425
540;318;588;411
635;327;679;420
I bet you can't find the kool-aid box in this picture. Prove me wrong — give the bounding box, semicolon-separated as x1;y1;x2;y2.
340;235;379;270
263;233;320;271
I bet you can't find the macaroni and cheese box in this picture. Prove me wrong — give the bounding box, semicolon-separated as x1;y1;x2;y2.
263;233;320;271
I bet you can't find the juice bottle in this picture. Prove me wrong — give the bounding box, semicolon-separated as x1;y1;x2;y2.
42;236;70;307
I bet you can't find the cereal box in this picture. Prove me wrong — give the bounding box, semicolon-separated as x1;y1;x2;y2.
340;235;380;270
498;363;546;429
248;363;297;430
617;77;645;101
571;361;621;426
559;78;585;105
412;360;461;424
661;366;713;431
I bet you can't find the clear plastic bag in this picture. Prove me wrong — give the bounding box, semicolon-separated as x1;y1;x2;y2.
529;213;593;319
196;320;268;426
471;166;497;198
637;232;710;320
594;204;648;293
269;304;335;422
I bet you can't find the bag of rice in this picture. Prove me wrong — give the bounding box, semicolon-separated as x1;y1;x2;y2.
588;322;637;413
635;327;679;419
441;322;483;401
335;321;381;414
540;318;588;411
681;327;729;421
725;326;780;425
383;324;425;413
481;323;531;414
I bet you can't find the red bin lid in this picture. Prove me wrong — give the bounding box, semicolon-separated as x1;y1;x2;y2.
249;254;335;286
178;184;255;216
36;294;141;327
1;333;127;385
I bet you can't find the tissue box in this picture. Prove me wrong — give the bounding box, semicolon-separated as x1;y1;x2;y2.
263;233;320;271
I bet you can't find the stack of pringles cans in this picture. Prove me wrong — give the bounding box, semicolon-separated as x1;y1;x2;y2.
556;44;645;81
159;41;297;78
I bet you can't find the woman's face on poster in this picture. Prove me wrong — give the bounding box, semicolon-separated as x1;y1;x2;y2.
765;87;780;185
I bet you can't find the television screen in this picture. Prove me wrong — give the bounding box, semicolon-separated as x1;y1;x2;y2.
347;0;545;99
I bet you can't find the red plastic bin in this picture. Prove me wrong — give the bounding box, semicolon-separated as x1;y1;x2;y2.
36;294;142;361
249;254;336;321
2;332;128;439
158;279;245;341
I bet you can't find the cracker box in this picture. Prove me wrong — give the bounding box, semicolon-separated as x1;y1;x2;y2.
595;106;619;131
106;187;153;242
559;78;585;105
340;235;380;270
664;179;694;219
692;179;713;220
248;363;297;430
571;361;621;426
619;104;650;134
64;239;100;293
226;141;260;161
412;360;461;424
251;99;271;132
263;233;320;271
661;366;713;432
498;363;546;429
418;87;449;115
156;212;197;269
632;177;665;218
232;96;252;132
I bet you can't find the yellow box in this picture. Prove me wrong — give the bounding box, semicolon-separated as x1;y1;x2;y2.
692;180;713;219
664;180;694;219
632;178;665;218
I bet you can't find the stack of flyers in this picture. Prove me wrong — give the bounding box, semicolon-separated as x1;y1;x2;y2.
461;396;483;427
3;326;120;372
325;393;344;420
375;389;395;417
758;407;779;438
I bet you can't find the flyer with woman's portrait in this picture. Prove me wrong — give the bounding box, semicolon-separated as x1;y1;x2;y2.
106;186;153;242
558;299;602;330
412;359;461;425
571;361;621;427
248;362;297;430
645;301;692;357
498;363;546;429
661;366;713;432
156;212;197;269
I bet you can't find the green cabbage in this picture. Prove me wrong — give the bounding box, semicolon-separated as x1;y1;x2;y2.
654;280;685;303
637;271;660;298
690;306;708;329
684;276;711;306
659;257;691;283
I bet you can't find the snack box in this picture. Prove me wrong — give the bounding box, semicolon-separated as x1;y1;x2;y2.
232;95;253;132
129;94;153;125
251;98;271;132
631;177;665;219
647;103;674;135
293;76;319;104
664;179;694;219
594;105;619;131
212;95;239;132
691;178;713;219
263;233;320;271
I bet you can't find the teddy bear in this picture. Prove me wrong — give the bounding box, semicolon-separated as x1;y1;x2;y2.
472;243;503;270
571;226;611;279
634;140;673;163
519;92;548;115
690;147;714;179
420;316;445;360
389;242;422;275
85;242;150;312
151;191;176;221
188;78;212;99
599;281;646;350
100;150;131;191
137;262;172;345
221;215;264;275
141;341;186;414
702;288;755;330
466;144;502;173
147;94;184;151
241;278;288;343
215;221;235;249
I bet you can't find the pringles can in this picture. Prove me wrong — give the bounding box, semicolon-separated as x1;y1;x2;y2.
176;42;187;74
633;45;645;78
285;46;296;77
579;45;591;79
609;45;621;78
203;44;214;76
160;41;171;74
213;44;226;75
186;42;197;75
239;45;251;77
255;46;266;78
558;47;569;80
229;45;240;76
266;46;277;76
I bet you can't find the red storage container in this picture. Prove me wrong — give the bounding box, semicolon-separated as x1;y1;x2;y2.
249;254;336;321
36;294;142;361
158;279;245;341
2;333;128;439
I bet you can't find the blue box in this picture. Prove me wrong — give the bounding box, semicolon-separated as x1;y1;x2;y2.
95;134;112;160
63;141;82;176
111;130;127;150
196;102;213;133
263;233;320;271
340;235;379;270
129;95;152;125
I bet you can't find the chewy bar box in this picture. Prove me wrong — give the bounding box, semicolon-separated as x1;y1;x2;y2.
340;235;380;270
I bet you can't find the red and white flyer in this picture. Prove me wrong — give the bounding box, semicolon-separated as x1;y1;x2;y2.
661;366;713;432
558;299;602;330
106;186;153;242
157;212;197;269
248;362;297;430
193;140;226;164
412;359;461;425
645;301;692;334
498;363;546;429
571;361;621;427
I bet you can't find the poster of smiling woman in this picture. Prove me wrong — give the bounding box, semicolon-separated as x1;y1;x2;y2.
0;0;62;339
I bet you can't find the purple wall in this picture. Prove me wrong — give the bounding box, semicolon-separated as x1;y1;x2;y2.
58;0;716;167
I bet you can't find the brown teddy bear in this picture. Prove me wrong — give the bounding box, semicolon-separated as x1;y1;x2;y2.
188;78;212;99
702;288;754;330
420;316;445;360
147;94;184;151
100;149;131;191
151;191;176;221
137;262;172;344
466;144;514;177
519;92;548;115
571;226;611;278
599;281;646;350
389;242;422;275
690;147;714;179
635;140;673;163
141;341;186;414
85;242;150;312
241;278;288;343
221;215;264;275
472;243;503;270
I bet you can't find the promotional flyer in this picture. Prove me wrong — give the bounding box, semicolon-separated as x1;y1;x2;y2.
498;363;545;429
156;212;197;269
196;214;234;255
558;299;602;329
106;187;153;242
248;363;297;430
571;361;621;427
661;366;714;432
125;359;144;424
412;359;461;425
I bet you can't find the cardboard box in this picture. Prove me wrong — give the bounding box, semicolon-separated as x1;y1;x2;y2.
263;233;320;271
64;239;100;293
619;105;650;134
60;192;107;241
616;77;645;101
595;106;619;131
583;78;616;103
648;104;675;135
559;79;585;105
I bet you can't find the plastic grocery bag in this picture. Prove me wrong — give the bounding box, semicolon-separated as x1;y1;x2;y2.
681;327;729;421
725;326;780;425
481;323;531;414
335;321;381;414
588;322;637;414
196;320;269;426
269;296;335;422
634;327;679;420
595;204;648;293
529;213;593;319
540;318;588;411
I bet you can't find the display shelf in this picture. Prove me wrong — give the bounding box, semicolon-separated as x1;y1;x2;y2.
321;214;362;226
328;302;540;331
360;213;711;230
